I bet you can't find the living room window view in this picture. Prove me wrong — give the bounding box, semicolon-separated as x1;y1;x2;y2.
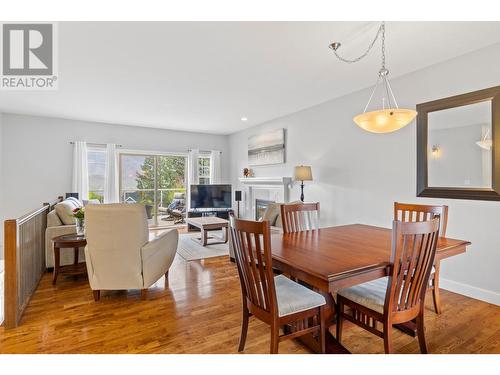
87;148;211;226
0;14;499;367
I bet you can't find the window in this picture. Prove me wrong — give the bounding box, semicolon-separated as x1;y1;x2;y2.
119;153;187;226
87;147;106;202
198;156;211;184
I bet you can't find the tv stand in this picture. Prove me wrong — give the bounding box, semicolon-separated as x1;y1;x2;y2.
187;208;233;231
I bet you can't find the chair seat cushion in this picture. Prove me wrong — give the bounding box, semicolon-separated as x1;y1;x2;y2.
338;277;388;314
274;275;326;317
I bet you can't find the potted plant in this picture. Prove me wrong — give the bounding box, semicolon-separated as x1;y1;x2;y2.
72;207;85;235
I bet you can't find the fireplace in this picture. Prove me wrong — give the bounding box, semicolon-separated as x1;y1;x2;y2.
256;199;275;221
238;177;292;220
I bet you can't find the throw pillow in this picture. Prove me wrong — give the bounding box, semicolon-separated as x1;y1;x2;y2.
261;202;281;226
55;199;80;225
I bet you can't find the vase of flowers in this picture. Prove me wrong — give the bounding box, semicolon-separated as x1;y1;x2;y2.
72;207;85;236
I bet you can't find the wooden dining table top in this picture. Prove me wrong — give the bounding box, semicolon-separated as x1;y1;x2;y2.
270;224;471;293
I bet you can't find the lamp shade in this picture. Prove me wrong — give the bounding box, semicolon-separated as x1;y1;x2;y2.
294;165;313;181
354;108;417;134
476;139;492;150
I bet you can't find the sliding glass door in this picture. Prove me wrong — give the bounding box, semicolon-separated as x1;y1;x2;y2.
119;152;187;227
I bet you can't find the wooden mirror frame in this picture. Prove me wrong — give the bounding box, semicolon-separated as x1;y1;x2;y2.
417;85;500;201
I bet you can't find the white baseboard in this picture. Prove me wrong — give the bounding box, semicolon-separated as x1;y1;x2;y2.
440;278;500;306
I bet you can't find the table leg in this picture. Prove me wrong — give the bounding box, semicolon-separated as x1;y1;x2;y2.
394;320;417;337
202;228;208;246
53;246;60;285
286;291;350;354
74;247;79;265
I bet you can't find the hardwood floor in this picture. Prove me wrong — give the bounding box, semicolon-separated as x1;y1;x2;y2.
0;253;499;354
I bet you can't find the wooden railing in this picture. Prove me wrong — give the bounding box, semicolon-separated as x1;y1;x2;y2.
3;197;62;328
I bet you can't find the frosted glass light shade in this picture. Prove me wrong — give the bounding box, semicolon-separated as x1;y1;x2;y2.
294;165;313;181
354;108;417;133
476;139;492;150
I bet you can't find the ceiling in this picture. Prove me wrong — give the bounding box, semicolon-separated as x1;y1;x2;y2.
1;21;500;135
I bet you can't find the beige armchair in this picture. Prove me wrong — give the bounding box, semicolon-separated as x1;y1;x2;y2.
84;204;178;301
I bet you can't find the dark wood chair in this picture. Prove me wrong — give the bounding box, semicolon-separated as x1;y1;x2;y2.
336;219;440;354
229;216;326;354
394;202;448;314
280;202;320;234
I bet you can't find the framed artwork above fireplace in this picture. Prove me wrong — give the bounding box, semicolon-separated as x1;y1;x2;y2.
248;128;286;166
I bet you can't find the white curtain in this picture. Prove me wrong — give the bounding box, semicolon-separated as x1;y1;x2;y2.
104;144;119;203
210;150;222;184
72;141;89;201
187;149;199;209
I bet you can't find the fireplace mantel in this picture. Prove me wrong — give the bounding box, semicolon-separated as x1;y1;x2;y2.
238;177;292;219
238;177;292;186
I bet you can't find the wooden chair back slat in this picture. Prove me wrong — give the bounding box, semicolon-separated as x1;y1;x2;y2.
394;202;448;237
385;219;440;316
230;217;277;315
280;203;320;234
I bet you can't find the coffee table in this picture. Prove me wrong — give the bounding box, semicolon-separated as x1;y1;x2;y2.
185;216;229;246
52;233;87;284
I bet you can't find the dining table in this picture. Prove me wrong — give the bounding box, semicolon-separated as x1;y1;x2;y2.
270;223;471;354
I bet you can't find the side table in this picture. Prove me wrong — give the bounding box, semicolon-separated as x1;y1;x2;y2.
52;233;87;284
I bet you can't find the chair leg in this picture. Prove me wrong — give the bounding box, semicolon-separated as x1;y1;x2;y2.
432;263;442;314
238;306;250;352
416;312;428;354
336;299;344;343
319;306;326;354
141;289;147;300
383;322;393;354
270;323;280;354
93;290;100;301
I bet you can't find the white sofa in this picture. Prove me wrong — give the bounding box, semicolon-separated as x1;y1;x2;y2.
45;197;95;268
84;204;178;300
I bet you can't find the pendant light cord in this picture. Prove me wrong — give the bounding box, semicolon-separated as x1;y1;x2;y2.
331;22;385;64
330;22;417;132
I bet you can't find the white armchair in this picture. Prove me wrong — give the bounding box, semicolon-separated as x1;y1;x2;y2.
84;203;178;301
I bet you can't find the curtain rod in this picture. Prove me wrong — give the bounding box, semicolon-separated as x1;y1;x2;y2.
69;142;123;147
187;149;222;154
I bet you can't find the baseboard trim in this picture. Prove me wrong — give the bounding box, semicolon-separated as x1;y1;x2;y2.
440;278;500;306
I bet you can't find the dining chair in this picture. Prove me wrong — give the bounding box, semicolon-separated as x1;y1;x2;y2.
394;202;448;314
229;216;327;354
280;202;320;234
336;218;440;354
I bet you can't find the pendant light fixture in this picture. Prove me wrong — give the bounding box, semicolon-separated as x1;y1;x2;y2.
329;22;417;133
476;129;493;150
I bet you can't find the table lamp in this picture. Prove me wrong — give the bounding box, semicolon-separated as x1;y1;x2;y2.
294;165;313;202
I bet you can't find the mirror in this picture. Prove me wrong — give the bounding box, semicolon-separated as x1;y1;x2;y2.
417;86;500;201
428;101;492;188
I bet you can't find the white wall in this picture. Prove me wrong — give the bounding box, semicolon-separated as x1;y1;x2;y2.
229;43;500;305
0;114;230;257
428;124;489;188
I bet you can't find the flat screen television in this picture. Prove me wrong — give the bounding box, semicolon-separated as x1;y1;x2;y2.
190;184;232;209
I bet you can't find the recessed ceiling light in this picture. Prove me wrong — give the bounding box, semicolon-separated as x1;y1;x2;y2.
241;117;248;122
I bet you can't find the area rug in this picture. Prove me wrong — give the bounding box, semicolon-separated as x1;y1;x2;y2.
177;231;229;261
